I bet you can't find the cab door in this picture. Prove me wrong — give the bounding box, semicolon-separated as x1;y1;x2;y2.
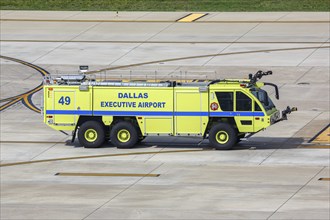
234;91;254;133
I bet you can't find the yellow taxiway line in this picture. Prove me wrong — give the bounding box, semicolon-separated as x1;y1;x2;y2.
0;149;205;167
55;172;160;177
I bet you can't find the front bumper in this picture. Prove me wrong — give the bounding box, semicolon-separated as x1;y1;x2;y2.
270;110;281;124
274;106;297;124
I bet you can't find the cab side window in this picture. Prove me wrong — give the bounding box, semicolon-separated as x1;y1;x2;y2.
215;92;233;111
236;92;252;111
255;102;263;111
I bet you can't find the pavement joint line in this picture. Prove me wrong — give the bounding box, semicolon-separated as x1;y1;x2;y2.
82;162;164;220
266;166;326;220
87;45;330;74
108;20;176;66
297;39;330;66
259;111;323;165
0;149;205;167
275;12;291;22
30;21;102;64
2;40;329;44
29;138;69;161
202;20;261;66
55;172;160;177
135;12;152;20
61;11;83;20
293;66;314;84
144;146;165;163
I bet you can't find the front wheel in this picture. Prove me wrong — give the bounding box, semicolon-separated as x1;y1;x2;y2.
110;121;138;149
209;123;237;150
78;121;105;148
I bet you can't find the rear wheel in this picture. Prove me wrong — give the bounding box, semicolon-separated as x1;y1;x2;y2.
110;121;138;149
78;121;105;148
209;123;237;150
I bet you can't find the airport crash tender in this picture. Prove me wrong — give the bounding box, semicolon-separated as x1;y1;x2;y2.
43;70;296;150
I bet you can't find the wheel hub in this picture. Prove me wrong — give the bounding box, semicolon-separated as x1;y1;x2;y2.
84;129;98;142
215;131;229;144
117;129;130;143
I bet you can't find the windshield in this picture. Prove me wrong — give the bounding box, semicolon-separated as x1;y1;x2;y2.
251;89;275;111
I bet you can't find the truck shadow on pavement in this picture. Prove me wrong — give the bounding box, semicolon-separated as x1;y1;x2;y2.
67;137;305;150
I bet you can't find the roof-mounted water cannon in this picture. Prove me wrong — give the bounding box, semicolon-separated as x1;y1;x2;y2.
248;70;280;99
249;70;272;84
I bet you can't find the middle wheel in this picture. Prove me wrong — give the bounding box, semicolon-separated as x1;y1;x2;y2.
110;121;138;148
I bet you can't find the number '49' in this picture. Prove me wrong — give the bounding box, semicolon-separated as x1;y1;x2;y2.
58;96;71;105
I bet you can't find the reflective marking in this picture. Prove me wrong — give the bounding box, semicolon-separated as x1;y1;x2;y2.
174;112;208;116
46;110;264;117
210;112;264;117
0;149;205;167
55;172;160;177
177;13;208;22
46;110;93;115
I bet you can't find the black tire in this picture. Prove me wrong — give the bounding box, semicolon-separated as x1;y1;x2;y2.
110;121;138;149
78;121;105;148
209;123;237;150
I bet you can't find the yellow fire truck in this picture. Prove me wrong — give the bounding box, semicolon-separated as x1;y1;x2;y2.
43;70;296;150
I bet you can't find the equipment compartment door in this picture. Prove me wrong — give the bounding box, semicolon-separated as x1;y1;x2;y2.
53;91;75;125
174;89;208;135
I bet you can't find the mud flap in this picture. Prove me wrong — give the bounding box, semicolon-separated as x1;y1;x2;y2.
71;126;78;143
